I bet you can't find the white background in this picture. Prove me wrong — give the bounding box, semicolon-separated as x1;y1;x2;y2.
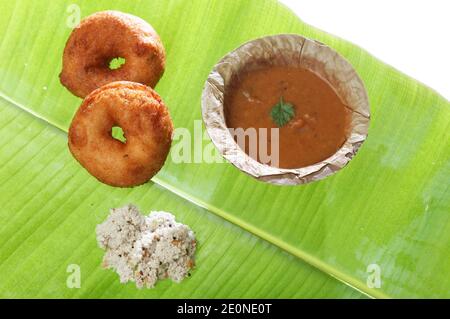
280;0;449;100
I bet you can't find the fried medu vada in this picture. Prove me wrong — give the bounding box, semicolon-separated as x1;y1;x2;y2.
68;81;173;187
60;11;165;98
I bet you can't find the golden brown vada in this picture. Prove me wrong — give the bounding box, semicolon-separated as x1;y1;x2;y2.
60;10;165;98
68;81;173;187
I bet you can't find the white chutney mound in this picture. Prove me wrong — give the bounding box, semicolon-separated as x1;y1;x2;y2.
96;204;196;288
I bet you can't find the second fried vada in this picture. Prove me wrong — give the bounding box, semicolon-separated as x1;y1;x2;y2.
68;81;173;187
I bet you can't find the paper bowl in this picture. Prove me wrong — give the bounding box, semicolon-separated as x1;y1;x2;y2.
201;34;370;185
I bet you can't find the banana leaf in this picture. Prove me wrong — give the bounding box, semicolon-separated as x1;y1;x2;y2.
0;0;449;298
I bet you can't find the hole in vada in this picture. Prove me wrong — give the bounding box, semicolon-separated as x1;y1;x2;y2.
111;126;126;143
109;57;126;70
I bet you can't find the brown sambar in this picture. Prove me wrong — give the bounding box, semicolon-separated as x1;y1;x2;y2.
224;65;351;169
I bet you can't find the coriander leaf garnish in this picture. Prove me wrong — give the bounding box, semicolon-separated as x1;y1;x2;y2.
270;97;295;127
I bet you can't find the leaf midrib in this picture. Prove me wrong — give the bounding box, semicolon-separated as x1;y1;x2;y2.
0;89;388;299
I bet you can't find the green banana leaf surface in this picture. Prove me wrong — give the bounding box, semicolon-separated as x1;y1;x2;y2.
0;0;449;298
